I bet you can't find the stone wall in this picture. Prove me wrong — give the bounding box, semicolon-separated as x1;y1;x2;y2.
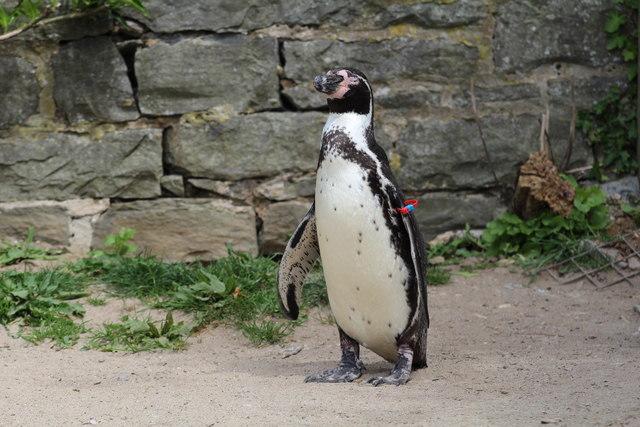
0;1;625;260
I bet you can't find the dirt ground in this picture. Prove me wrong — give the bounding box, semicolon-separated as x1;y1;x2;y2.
1;267;639;426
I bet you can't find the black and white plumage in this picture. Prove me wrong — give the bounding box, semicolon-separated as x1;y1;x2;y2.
277;68;429;386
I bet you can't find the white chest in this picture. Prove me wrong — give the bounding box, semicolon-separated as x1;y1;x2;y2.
315;152;410;362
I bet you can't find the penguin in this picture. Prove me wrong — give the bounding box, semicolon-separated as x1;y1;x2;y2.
277;67;429;386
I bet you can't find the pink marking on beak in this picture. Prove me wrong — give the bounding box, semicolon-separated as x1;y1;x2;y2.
327;70;359;99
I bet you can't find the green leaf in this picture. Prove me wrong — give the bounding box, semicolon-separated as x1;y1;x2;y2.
199;271;226;294
147;322;160;338
607;34;627;50
0;7;13;33
605;12;625;33
622;49;636;61
588;207;610;229
161;312;173;335
10;289;29;299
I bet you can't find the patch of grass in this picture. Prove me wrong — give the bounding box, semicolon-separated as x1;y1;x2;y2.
0;270;87;325
87;297;107;306
68;229;329;346
198;251;282;320
427;266;451;286
1;227;329;349
85;312;190;353
21;316;87;349
238;319;293;346
95;248;328;345
100;256;192;299
0;227;60;266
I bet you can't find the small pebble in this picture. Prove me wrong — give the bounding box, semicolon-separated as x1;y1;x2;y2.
628;257;640;270
281;344;303;359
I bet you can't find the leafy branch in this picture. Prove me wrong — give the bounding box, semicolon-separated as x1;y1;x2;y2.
0;0;146;40
577;0;638;179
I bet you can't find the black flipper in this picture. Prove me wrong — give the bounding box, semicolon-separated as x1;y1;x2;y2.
398;211;429;368
277;203;319;320
384;184;429;368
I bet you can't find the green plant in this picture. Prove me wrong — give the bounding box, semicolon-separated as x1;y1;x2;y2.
157;268;227;312
90;248;326;344
0;227;60;266
102;227;137;257
238;319;292;346
577;0;638;178
69;228;139;276
481;179;610;267
0;0;147;34
0;270;87;325
21;316;87;348
85;312;191;352
426;266;451;286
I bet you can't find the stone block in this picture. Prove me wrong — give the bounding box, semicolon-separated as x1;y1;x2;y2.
493;0;618;72
166;112;325;180
0;203;69;245
52;36;139;123
0;56;38;129
93;198;258;261
127;0;357;33
0;128;162;201
374;0;487;28
136;35;279;115
414;192;506;240
381;113;540;191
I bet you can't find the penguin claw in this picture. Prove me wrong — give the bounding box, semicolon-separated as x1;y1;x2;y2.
304;363;365;383
366;374;410;387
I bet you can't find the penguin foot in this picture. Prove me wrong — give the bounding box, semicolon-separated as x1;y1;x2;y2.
304;361;365;383
366;371;410;387
367;343;413;386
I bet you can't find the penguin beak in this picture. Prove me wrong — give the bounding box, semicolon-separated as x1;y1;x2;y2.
313;73;344;94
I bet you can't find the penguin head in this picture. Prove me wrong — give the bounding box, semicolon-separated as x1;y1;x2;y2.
313;67;372;115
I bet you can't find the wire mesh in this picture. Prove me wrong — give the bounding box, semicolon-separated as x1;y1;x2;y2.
541;232;640;288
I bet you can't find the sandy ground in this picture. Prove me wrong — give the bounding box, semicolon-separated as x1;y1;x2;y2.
1;267;639;426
